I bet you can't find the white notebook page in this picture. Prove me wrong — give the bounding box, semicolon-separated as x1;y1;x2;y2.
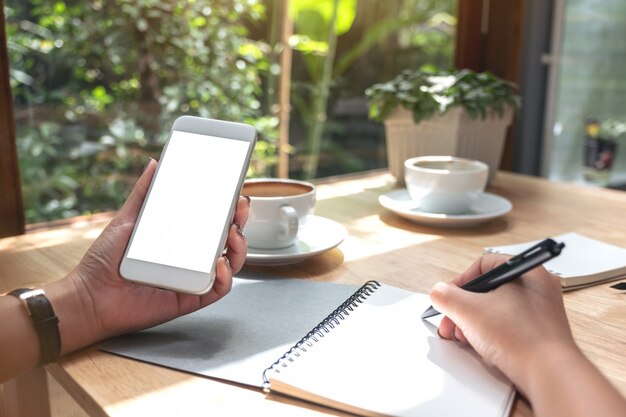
267;284;514;417
485;232;626;287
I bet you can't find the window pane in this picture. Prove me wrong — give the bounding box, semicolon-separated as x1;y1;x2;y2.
548;0;626;187
6;0;456;223
287;0;456;179
6;0;277;223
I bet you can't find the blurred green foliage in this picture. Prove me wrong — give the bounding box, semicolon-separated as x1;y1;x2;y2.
5;0;455;223
6;0;278;223
288;0;456;179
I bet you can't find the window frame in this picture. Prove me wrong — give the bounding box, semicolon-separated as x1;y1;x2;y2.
0;0;24;237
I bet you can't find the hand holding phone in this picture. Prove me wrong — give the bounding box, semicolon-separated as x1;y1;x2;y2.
120;116;257;294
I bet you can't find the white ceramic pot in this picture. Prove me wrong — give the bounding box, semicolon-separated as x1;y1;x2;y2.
383;106;514;185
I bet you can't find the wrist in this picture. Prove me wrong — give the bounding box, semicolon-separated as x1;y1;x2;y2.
517;340;583;397
8;288;61;366
517;340;626;417
42;273;102;355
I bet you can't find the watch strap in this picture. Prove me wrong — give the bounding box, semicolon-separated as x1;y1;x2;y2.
8;288;61;366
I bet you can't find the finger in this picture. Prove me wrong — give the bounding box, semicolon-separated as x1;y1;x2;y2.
225;223;247;273
438;321;468;345
452;257;484;286
438;316;457;339
115;158;157;224
450;325;459;342
92;159;157;257
233;196;251;229
430;281;482;323
438;311;470;344
194;257;233;308
453;326;469;344
212;257;233;300
453;254;511;287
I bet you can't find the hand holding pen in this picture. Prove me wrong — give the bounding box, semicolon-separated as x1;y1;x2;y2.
427;242;626;417
422;238;565;319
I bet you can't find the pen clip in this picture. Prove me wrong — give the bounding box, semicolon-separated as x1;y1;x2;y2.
506;238;560;265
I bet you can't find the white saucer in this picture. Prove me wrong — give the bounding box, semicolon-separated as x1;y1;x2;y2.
245;215;347;266
378;189;512;228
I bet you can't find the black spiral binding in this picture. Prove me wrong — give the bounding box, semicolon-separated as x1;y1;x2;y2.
262;280;381;389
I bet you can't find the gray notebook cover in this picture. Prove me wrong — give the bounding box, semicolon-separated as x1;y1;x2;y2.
100;274;359;387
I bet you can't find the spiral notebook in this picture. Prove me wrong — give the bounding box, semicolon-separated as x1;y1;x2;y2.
101;277;360;387
102;278;514;417
262;281;514;417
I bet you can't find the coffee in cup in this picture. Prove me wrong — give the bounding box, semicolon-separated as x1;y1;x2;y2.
242;178;316;249
404;156;488;214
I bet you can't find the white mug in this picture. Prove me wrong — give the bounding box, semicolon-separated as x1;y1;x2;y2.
242;178;316;249
404;156;488;214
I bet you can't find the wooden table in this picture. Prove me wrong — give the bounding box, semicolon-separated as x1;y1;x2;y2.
1;171;625;417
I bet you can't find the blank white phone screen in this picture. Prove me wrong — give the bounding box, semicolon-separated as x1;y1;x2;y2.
127;130;249;273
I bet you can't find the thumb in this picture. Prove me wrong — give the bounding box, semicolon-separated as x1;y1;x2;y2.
83;158;157;262
429;281;477;322
115;158;157;224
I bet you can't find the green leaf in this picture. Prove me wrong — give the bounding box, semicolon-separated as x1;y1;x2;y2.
291;0;356;37
53;2;66;14
366;67;520;123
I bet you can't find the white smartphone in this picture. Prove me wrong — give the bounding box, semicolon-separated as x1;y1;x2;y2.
119;116;257;294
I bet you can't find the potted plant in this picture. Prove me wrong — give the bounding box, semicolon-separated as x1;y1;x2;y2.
365;67;520;184
583;118;625;186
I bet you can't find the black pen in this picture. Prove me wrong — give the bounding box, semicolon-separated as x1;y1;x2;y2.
421;238;565;319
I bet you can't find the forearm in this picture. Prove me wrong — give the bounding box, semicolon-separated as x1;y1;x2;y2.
524;344;626;417
0;275;101;383
0;295;40;381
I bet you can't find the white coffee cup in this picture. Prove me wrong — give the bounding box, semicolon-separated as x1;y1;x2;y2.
404;156;488;214
242;178;316;249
